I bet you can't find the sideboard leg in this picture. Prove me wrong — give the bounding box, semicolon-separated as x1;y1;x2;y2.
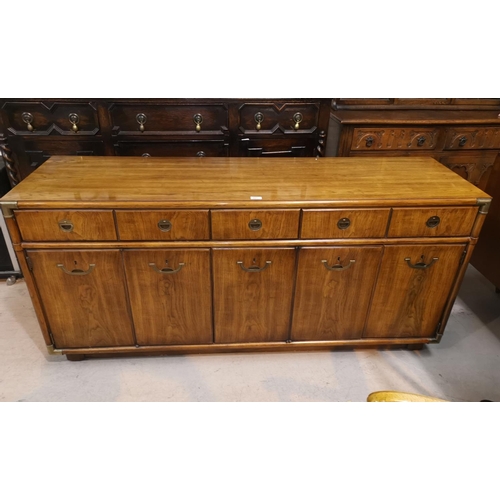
66;354;86;361
407;343;425;351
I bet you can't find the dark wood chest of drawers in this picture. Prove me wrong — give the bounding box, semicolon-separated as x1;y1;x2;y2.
0;98;332;187
327;98;500;192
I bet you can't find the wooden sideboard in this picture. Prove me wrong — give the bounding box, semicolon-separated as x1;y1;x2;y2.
0;156;490;361
327;98;500;192
0;98;332;187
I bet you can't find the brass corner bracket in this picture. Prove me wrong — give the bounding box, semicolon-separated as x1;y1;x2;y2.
1;201;18;218
46;344;63;355
477;198;492;215
429;332;443;344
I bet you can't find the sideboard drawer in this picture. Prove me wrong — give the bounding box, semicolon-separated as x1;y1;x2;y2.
15;210;117;241
114;140;229;157
2;101;99;136
351;127;440;151
238;102;319;134
110;104;228;135
444;127;500;150
301;209;390;239
239;137;315;157
387;207;477;237
211;210;300;240
116;210;210;241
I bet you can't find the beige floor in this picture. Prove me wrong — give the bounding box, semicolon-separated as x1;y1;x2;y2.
0;265;499;402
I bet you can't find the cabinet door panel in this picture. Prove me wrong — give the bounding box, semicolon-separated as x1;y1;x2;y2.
291;247;382;340
123;250;212;345
365;245;466;338
28;250;135;348
213;248;296;343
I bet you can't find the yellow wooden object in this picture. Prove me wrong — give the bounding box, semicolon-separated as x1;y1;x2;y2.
367;391;448;402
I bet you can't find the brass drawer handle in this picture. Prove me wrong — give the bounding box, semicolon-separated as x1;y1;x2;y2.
149;262;185;274
57;263;95;276
58;220;74;232
426;215;441;228
158;219;172;232
293;112;303;130
237;260;272;273
136;113;147;132
193;114;203;132
142;153;151;157
417;136;426;147
22;112;34;132
254;112;264;131
68;113;79;132
365;136;374;147
458;137;468;147
337;217;351;230
322;259;355;271
248;219;262;231
196;151;206;157
405;257;439;269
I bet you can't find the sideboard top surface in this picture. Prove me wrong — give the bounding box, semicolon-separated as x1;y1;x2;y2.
1;156;490;209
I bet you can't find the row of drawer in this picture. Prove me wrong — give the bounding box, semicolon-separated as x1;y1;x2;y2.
351;127;500;151
14;207;479;242
2;102;321;136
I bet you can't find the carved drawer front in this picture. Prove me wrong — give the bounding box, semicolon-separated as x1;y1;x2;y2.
438;152;498;191
15;210;117;242
351;127;439;151
115;210;210;241
387;207;477;238
109;104;228;135
211;210;300;240
238;137;315;157
2;102;99;135
444;127;500;150
301;209;390;239
238;103;319;134
114;140;228;157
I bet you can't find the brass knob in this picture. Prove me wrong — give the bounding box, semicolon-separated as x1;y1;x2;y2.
136;113;147;132
365;136;374;147
141;153;151;157
459;137;468;147
254;112;264;131
22;112;34;132
193;114;203;132
68;113;79;133
293;112;303;130
196;151;206;157
417;136;426;147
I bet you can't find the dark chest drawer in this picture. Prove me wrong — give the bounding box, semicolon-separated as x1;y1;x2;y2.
239;137;316;157
114;140;229;157
444;127;500;150
351;127;440;151
109;104;228;135
1;101;100;136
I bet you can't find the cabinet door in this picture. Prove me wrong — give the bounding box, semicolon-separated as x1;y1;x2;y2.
291;247;383;341
213;248;296;343
123;250;212;345
27;250;135;348
365;245;466;338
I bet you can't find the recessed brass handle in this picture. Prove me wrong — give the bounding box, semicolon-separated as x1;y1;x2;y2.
149;262;185;274
136;113;147;132
68;113;79;133
337;218;351;230
22;112;34;132
193;113;203;132
248;219;262;231
405;257;439;269
254;112;264;131
365;136;374;147
322;259;355;271
57;263;95;276
426;216;441;228
293;112;303;130
237;260;272;273
158;219;172;232
58;220;74;232
459;137;468;147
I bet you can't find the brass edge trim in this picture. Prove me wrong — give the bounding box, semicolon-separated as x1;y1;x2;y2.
429;333;443;344
46;344;63;355
477;198;492;215
1;201;18;218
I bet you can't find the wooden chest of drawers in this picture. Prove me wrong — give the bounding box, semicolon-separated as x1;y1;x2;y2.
0;156;491;360
0;98;331;187
328;99;500;192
